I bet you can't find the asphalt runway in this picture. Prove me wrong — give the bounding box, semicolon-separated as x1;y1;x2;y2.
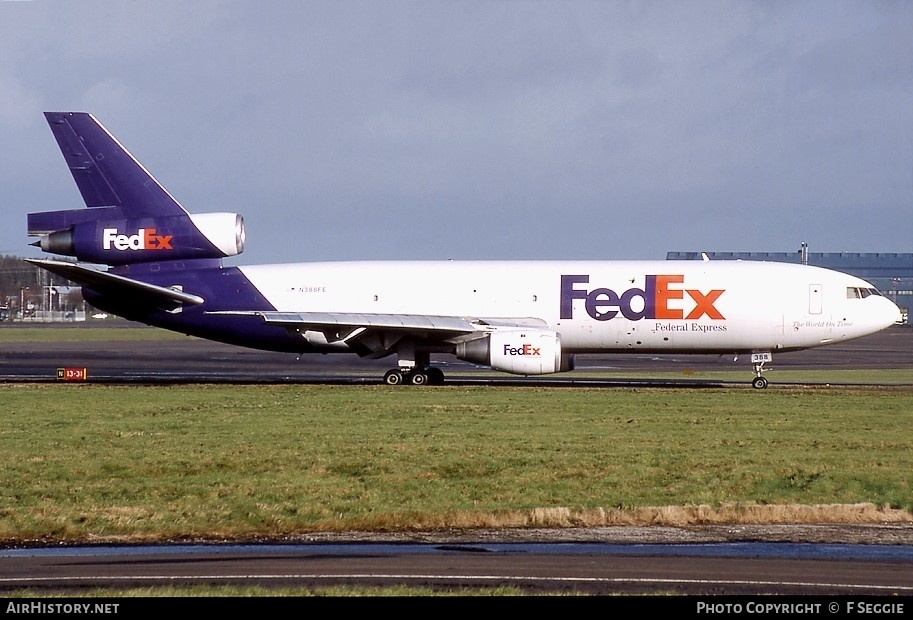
1;323;911;385
3;540;913;596
1;323;912;597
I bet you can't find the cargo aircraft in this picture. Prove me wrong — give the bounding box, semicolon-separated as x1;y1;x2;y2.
27;112;902;388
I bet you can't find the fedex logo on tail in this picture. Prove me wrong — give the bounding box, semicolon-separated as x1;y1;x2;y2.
560;274;725;321
103;228;173;251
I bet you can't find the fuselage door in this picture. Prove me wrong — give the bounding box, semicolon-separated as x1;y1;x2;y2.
809;284;823;315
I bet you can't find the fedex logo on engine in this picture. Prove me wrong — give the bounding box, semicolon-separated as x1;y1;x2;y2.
503;343;541;356
102;228;173;251
560;274;725;321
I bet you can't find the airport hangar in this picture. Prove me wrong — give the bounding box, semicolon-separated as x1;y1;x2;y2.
667;250;913;323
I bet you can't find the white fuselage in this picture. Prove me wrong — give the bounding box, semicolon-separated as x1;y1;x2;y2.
238;259;901;354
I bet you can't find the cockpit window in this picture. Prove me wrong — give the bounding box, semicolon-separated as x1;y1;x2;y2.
846;287;883;299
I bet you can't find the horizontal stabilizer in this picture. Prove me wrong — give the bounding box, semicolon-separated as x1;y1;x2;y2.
26;259;204;311
28;207;122;237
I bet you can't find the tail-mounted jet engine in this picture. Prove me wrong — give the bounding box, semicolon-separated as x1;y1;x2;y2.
29;212;245;265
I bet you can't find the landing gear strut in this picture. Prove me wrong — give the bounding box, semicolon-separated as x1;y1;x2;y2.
751;352;772;389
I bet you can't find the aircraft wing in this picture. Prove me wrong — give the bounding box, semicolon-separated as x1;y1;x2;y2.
26;258;204;311
258;311;473;331
210;310;549;357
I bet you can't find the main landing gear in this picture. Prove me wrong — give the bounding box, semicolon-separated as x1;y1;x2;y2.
383;367;445;386
382;344;445;386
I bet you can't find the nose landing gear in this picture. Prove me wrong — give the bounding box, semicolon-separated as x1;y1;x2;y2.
751;352;772;389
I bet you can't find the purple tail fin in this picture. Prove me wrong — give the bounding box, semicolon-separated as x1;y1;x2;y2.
29;112;244;266
43;112;186;215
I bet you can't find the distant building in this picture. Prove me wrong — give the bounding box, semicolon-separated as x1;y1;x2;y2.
666;250;913;322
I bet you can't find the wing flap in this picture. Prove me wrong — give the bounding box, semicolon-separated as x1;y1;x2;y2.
212;310;479;339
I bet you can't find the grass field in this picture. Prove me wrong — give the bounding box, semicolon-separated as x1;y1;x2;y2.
0;325;187;342
1;382;911;543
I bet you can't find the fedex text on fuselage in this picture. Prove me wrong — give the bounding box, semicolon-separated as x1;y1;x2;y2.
560;274;726;321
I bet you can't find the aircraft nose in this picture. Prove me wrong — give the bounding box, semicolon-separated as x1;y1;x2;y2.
882;296;904;327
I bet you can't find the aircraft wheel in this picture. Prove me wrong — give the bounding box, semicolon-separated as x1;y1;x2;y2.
752;376;769;389
426;367;445;385
384;369;403;385
408;371;427;386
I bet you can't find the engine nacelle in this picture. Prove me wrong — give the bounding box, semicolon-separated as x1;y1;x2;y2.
34;212;245;265
455;329;575;375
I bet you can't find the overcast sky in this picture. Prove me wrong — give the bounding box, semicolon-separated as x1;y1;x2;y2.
2;0;911;264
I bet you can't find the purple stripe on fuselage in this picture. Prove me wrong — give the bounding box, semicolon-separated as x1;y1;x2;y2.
82;265;315;353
